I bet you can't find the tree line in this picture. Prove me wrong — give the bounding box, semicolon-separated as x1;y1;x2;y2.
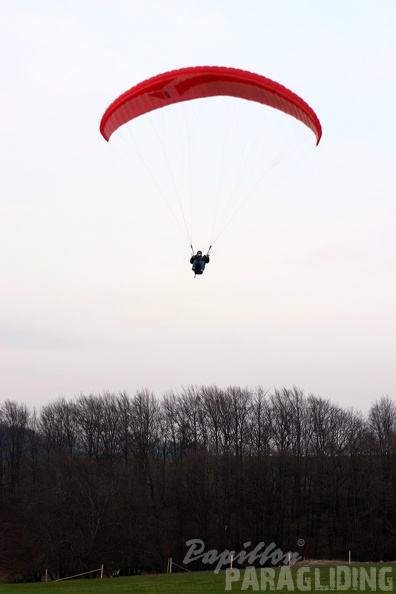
0;386;395;582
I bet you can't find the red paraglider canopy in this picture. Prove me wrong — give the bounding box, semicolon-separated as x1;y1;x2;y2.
100;66;322;145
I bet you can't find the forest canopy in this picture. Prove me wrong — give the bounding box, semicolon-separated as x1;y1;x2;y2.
0;386;395;582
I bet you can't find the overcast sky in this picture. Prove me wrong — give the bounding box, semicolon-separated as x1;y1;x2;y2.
1;1;395;413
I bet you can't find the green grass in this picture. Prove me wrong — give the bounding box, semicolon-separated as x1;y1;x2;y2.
0;572;225;594
0;565;395;593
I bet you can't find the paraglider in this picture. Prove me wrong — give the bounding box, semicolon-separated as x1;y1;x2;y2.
190;250;210;277
100;66;322;275
100;66;321;143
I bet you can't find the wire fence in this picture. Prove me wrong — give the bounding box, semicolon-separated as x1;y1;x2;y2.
51;565;104;582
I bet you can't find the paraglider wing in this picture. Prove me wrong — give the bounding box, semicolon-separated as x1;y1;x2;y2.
100;66;322;145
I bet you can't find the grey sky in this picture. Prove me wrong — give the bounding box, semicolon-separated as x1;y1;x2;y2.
1;1;395;412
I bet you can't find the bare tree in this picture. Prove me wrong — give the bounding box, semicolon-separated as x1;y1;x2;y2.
116;390;134;465
0;400;30;491
368;395;396;458
201;385;224;455
98;391;122;460
74;393;104;459
40;397;78;455
269;388;295;453
248;387;271;457
130;389;161;472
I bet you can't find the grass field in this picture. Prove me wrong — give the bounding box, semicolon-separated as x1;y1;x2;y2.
0;572;224;594
0;565;395;593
